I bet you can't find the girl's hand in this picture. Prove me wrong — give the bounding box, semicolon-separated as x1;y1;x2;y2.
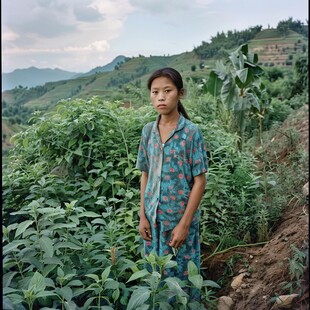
169;224;189;249
139;217;152;241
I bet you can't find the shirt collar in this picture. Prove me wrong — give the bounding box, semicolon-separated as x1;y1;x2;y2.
153;113;186;133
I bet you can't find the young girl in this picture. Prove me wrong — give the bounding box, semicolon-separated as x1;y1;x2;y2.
136;67;208;291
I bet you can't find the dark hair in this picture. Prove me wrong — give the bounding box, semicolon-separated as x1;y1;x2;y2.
147;67;190;120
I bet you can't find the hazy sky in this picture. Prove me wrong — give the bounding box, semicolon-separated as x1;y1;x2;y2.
2;0;308;73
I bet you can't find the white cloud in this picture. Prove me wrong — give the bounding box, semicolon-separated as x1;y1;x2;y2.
64;40;110;52
2;28;20;42
1;0;134;71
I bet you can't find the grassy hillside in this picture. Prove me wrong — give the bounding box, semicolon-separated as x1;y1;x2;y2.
2;118;28;157
2;29;307;110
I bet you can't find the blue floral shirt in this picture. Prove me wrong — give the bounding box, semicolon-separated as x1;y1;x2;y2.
136;113;208;230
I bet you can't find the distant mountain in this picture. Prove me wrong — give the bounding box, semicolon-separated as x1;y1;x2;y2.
2;55;127;91
75;55;126;78
2;67;80;91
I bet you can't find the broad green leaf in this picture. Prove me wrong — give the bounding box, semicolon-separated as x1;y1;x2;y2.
127;269;150;283
2;295;17;310
188;261;199;276
6;223;18;232
39;236;54;258
3;240;30;255
68;139;77;148
113;180;126;187
91;218;106;225
85;274;99;282
236;68;248;85
54;242;81;250
3;271;18;287
36;291;57;298
67;280;84;286
104;279;119;290
93;177;104;187
43;256;63;266
176;295;188;305
245;92;260;110
125;216;134;227
38;207;62;214
3;287;18;294
78;211;100;218
42;264;57;277
57;286;72;301
29;271;46;292
73;148;83;156
112;288;120;301
188;274;203;290
68;215;79;224
202;279;221;288
51;223;77;230
57;267;64;277
82;297;97;309
15;220;34;238
221;78;237;108
102;171;108;179
4;293;24;305
125;167;132;176
164;260;178;269
127;287;151;310
164;277;188;297
101;266;112;283
207;71;223;97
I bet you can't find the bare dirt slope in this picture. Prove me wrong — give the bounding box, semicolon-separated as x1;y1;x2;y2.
203;105;309;310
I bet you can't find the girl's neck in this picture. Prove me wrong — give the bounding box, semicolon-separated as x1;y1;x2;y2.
159;111;180;127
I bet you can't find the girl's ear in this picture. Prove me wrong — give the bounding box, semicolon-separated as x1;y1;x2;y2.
179;88;185;98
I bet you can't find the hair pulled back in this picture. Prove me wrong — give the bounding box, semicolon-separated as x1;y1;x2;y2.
147;67;190;120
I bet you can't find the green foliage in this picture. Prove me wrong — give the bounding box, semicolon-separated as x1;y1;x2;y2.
279;243;308;296
194;25;262;59
277;17;308;38
126;252;220;309
3;98;155;216
3;97;223;308
206;43;267;150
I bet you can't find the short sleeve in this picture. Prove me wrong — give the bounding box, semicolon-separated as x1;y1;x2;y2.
136;123;152;172
191;127;208;177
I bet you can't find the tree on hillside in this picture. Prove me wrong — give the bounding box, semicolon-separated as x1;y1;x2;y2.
290;55;308;97
194;25;262;59
277;17;308;37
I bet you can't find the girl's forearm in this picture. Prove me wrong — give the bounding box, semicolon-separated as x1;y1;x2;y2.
140;171;148;218
179;174;206;228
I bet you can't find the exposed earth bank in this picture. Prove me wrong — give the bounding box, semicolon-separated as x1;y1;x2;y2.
202;105;309;310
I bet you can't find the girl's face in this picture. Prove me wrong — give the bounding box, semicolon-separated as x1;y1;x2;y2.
150;76;183;116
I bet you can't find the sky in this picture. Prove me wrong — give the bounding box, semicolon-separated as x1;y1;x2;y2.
1;0;308;74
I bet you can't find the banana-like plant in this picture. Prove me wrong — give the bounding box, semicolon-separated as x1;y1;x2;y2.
206;44;268;150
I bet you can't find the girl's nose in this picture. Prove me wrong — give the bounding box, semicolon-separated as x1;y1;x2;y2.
158;92;165;101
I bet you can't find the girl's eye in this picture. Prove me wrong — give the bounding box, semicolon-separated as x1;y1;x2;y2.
165;89;171;93
152;91;158;94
